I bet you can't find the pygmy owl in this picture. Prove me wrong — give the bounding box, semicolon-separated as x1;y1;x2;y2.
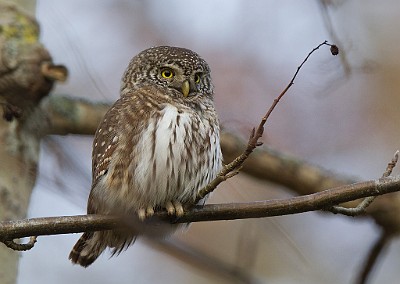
69;46;222;267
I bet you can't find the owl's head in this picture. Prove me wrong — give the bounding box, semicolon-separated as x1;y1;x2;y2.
121;46;214;99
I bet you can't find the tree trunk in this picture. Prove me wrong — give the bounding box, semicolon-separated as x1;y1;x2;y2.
0;1;62;283
0;118;40;284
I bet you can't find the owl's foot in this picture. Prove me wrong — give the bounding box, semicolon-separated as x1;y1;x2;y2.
137;206;155;221
165;201;184;217
137;201;184;221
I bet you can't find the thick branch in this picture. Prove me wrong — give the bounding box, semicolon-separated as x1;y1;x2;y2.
1;175;400;241
41;96;354;194
221;132;354;193
39;96;110;136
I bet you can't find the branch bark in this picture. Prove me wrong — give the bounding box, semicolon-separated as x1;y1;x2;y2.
1;175;400;243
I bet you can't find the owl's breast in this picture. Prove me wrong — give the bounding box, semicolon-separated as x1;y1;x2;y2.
126;103;222;208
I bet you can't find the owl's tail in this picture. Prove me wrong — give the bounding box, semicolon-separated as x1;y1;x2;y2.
69;232;107;267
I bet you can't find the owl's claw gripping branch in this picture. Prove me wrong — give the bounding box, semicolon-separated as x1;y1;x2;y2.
146;206;155;217
165;201;184;217
137;206;155;221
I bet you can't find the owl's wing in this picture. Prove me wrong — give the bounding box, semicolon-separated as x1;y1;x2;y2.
91;99;123;186
91;90;153;188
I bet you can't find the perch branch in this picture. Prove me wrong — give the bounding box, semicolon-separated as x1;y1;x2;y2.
1;175;400;246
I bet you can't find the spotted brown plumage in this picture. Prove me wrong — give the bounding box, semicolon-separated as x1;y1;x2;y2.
69;46;222;267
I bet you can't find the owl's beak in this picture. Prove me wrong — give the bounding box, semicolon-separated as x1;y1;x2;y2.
181;80;190;97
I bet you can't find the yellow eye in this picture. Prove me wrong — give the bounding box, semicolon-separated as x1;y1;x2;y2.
161;69;174;79
195;73;201;84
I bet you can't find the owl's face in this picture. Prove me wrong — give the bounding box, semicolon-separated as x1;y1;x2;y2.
121;46;214;100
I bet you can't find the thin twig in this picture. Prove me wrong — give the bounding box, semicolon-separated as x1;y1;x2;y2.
329;150;399;215
3;236;37;251
350;151;400;284
196;41;336;202
355;231;393;284
317;0;350;75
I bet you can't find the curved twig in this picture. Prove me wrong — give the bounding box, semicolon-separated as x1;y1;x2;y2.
196;41;337;202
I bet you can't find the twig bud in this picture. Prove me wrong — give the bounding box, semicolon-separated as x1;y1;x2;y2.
330;45;339;56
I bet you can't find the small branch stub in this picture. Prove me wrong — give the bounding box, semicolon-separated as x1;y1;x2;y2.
1;102;22;121
41;62;68;82
328;150;399;216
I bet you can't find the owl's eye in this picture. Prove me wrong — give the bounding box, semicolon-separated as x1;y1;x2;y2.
194;73;202;84
161;68;174;79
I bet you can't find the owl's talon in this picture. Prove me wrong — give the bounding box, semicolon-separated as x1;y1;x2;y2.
137;208;146;221
165;201;184;217
165;201;175;215
173;201;184;217
137;206;155;221
146;206;154;217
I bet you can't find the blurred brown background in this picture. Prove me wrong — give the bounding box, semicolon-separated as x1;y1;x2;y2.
16;1;400;283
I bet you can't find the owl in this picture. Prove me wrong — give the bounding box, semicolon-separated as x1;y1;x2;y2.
69;46;222;267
